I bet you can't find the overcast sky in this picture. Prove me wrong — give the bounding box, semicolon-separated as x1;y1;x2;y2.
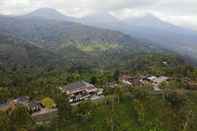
0;0;197;30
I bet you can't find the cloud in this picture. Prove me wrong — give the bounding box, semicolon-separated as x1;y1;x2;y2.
0;0;196;29
0;0;160;14
0;0;195;15
156;14;197;30
0;0;32;14
156;0;197;15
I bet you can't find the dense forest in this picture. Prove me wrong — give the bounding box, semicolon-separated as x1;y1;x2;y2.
1;51;197;131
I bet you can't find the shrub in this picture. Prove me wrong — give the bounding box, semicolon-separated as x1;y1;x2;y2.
41;97;56;109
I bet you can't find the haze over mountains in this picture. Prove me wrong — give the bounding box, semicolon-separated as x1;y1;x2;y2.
0;8;197;68
0;8;161;69
24;8;197;61
79;11;197;61
0;8;151;49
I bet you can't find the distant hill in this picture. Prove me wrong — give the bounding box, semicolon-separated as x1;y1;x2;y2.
0;33;63;68
79;13;197;62
24;8;77;22
122;15;197;55
0;12;154;51
0;8;180;69
15;8;197;62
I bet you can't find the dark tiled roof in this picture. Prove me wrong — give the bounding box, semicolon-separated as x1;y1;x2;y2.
64;81;95;92
16;96;30;102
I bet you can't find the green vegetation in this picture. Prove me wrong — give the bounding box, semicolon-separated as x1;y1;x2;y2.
0;106;34;131
1;12;197;131
36;89;197;131
77;43;120;52
0;50;197;131
41;97;56;109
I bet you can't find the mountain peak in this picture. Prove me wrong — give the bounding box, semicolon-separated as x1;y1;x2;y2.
27;8;64;18
25;8;77;21
32;8;59;13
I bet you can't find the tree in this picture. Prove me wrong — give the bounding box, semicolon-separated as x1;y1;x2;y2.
164;91;190;131
164;91;187;110
114;86;124;104
10;106;34;130
41;97;56;109
113;70;120;81
66;73;80;83
75;101;95;122
16;128;28;131
0;87;11;101
55;95;73;128
0;111;10;131
104;95;116;131
90;76;98;85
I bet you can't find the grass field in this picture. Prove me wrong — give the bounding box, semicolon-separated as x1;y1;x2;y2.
77;43;120;52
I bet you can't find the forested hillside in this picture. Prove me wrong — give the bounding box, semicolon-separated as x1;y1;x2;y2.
1;52;197;131
0;8;197;131
0;33;64;68
0;12;163;69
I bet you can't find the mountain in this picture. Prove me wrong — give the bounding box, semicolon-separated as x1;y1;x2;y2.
123;15;197;60
0;8;164;69
0;33;63;68
0;9;157;51
79;13;197;61
2;8;196;63
24;8;77;22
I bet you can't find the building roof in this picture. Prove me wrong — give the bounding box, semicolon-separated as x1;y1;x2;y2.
147;76;157;81
154;76;169;83
64;81;96;94
15;96;30;102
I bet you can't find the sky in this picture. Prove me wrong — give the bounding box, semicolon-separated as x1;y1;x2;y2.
0;0;197;30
